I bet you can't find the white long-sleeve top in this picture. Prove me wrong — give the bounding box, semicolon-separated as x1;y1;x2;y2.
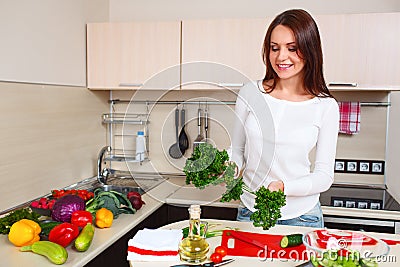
231;81;339;220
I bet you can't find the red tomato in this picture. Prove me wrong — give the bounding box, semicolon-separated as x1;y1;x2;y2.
214;245;228;257
210;252;223;264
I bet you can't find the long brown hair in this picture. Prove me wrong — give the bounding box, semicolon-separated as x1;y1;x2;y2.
262;9;332;97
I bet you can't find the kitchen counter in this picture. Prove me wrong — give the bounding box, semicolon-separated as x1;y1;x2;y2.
0;176;399;266
131;219;400;267
0;179;180;267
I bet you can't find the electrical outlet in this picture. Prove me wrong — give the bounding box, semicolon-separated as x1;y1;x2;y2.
334;159;385;174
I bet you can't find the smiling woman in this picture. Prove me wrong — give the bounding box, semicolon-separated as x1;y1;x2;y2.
230;9;339;228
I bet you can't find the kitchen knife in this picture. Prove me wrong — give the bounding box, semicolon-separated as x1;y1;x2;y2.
294;260;314;267
170;258;234;267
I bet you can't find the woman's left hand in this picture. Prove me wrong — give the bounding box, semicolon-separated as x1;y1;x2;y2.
267;181;284;192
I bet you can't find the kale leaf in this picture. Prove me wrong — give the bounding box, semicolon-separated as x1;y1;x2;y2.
184;143;286;230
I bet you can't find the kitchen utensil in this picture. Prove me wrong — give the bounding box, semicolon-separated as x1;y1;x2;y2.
169;108;183;159
178;107;189;155
294;261;315;267
193;108;205;150
220;230;307;260
204;106;209;142
170;258;234;267
225;230;268;251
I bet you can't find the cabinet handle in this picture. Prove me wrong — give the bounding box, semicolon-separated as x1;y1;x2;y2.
217;83;244;88
328;82;358;87
119;83;143;87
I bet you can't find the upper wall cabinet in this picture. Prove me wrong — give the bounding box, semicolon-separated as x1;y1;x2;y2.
316;13;400;89
87;22;181;90
181;19;271;90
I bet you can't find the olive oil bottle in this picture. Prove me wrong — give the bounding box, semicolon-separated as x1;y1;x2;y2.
178;205;209;263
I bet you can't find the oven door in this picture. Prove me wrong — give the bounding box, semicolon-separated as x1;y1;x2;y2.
324;215;398;233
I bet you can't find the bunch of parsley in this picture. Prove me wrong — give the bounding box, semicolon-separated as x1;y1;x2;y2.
183;143;286;230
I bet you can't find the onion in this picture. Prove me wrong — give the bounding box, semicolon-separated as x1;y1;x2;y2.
129;195;145;210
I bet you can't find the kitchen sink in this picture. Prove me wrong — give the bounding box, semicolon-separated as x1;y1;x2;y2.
91;184;145;195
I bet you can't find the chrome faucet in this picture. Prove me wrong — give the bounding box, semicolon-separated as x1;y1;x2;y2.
97;146;112;185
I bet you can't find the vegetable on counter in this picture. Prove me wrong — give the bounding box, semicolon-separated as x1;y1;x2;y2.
30;197;56;210
21;240;68;265
8;219;41;247
0;208;41;235
85;188;136;218
184;143;286;230
74;223;95;252
52;189;94;201
39;220;62;238
182;223;238;239
48;222;80;247
51;195;86;223
70;210;93;228
127;191;145;210
310;249;378;267
280;233;303;248
95;208;113;228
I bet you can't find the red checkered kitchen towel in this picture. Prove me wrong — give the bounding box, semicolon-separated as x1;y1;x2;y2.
338;101;361;134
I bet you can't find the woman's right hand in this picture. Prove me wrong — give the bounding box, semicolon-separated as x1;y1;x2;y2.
267;180;284;192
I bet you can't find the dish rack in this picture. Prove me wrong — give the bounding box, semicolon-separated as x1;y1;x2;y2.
102;112;150;163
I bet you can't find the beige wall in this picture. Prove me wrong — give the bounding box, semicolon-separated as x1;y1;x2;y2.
0;0;110;211
109;0;400;21
0;82;109;211
0;0;109;86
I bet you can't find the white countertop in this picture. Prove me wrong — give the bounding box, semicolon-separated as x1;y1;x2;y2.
132;219;400;267
0;178;399;267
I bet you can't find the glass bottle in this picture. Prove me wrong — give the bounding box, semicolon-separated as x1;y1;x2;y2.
178;205;209;263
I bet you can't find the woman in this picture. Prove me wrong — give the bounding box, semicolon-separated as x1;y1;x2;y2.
231;9;339;228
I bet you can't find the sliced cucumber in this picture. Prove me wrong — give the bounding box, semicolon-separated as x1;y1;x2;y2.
280;233;303;248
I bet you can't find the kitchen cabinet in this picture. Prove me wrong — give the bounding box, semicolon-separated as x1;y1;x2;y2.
87;21;181;90
181;18;271;90
84;205;169;267
316;13;400;89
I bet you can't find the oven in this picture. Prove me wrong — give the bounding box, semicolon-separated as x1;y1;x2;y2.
320;183;400;234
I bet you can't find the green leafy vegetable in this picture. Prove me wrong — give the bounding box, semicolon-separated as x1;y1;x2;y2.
184;143;286;230
184;143;243;202
181;223;239;239
250;187;286;230
85;188;136;218
0;208;41;235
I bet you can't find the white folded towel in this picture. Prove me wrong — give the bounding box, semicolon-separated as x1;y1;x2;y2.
127;228;183;262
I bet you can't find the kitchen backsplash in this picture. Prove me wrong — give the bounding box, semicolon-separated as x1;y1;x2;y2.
108;89;388;186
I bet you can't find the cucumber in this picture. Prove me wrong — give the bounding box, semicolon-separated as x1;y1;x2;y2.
280;233;303;248
74;223;95;252
39;221;62;237
20;240;68;265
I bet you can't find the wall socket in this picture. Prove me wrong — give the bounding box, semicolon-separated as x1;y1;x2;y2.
334;159;385;175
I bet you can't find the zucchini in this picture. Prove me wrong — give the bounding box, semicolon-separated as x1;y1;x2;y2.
74;223;95;252
20;240;68;265
280;233;303;248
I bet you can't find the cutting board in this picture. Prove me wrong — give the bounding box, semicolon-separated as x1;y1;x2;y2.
220;230;308;260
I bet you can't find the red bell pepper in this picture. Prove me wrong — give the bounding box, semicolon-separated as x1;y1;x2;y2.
71;210;93;228
49;222;80;247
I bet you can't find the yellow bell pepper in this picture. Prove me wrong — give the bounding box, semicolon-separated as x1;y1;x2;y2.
8;219;41;247
95;208;113;228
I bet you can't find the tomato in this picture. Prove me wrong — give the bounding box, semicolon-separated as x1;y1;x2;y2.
210;252;223;264
214;245;228;257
